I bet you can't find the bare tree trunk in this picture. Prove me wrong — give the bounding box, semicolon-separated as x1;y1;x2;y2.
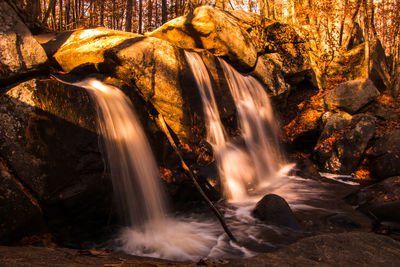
42;0;57;25
162;0;167;24
155;0;159;27
126;0;133;31
139;0;143;33
100;0;104;26
148;0;153;31
66;0;70;28
59;0;63;30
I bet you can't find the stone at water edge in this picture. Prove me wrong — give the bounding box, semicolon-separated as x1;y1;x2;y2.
345;176;400;232
252;194;302;230
324;79;380;114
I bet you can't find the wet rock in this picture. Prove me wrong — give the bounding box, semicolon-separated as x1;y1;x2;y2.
0;78;112;245
324;79;380;114
0;159;44;244
325;214;361;229
314;114;375;174
369;131;400;179
226;232;400;266
289;157;322;180
252;194;301;230
346;176;400;232
147;6;258;71
0;1;47;90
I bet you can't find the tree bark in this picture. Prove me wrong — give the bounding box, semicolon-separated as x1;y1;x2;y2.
148;0;153;31
162;0;167;24
139;0;143;33
126;0;133;32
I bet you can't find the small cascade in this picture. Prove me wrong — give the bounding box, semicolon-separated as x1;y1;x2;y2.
74;78;167;227
185;52;287;202
218;59;286;188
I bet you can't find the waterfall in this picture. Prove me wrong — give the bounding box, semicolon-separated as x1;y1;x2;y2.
185;52;286;202
74;78;167;227
73;78;226;261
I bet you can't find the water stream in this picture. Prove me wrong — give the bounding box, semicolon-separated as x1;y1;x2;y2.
185;51;289;202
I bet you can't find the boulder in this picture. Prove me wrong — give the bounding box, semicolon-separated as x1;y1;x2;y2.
314;114;376;174
0;159;44;244
369;131;400;179
338;40;391;92
147;6;258;71
52;28;207;144
252;194;301;230
324;79;380;114
263;21;314;86
251;55;290;97
0;78;112;244
0;1;47;90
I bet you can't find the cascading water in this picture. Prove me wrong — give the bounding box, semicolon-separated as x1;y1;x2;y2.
218;59;287;189
185;51;287;202
73;78;251;261
74;78;167;227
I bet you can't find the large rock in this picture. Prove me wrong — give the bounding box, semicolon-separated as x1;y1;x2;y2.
324;79;380;114
147;6;258;71
0;78;112;244
263;21;315;87
0;1;47;90
0;159;43;244
52;28;207;143
252;194;301;230
251;55;290;97
369;131;400;179
332;39;391;92
227;232;400;266
314;113;376;174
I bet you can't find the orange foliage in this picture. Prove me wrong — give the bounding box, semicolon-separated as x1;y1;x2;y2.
282;75;346;142
159;167;173;182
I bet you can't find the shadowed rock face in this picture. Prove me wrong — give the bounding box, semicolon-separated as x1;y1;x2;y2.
0;159;44;244
0;78;113;246
0;1;47;90
314;113;376;174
